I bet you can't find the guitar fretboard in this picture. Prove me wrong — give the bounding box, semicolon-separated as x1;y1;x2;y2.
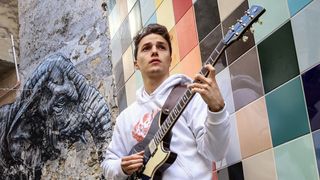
152;40;227;146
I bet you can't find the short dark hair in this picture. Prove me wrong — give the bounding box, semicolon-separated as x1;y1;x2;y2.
133;23;172;60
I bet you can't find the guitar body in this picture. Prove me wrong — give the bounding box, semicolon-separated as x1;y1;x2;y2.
128;112;177;180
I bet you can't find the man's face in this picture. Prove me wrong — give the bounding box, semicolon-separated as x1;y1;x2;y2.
135;33;171;79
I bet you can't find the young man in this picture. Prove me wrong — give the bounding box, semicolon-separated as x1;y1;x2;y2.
101;23;230;179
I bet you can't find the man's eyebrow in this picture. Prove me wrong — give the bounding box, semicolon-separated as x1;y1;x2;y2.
156;41;167;45
141;41;167;47
140;42;152;48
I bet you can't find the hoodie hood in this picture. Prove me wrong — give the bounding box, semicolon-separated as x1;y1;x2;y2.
136;74;192;105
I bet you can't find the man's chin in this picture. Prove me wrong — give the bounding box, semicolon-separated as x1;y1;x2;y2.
148;70;167;78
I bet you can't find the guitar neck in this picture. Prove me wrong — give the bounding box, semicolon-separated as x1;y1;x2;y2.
152;40;227;145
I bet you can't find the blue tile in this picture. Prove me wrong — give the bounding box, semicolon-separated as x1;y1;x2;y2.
302;63;320;132
312;130;320;176
287;0;313;16
140;0;156;25
145;13;157;26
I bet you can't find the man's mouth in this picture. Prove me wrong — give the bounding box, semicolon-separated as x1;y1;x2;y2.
149;59;161;64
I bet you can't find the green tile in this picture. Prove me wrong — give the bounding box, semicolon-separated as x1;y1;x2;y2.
266;77;310;147
248;0;290;43
291;0;320;72
258;21;300;93
135;70;143;90
274;134;318;180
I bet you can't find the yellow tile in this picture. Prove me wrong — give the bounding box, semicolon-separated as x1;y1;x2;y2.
217;0;245;21
156;0;175;31
125;74;137;106
155;0;164;8
122;45;135;81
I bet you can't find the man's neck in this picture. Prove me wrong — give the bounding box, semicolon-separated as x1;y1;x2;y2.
143;74;169;94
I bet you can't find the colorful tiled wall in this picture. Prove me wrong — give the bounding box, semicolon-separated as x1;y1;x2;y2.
108;0;320;179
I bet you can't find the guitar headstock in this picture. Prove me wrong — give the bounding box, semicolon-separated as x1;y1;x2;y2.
223;5;265;46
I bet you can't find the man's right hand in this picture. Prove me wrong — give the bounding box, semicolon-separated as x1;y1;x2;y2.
121;151;144;175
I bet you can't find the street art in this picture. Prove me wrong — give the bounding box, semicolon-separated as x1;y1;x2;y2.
0;54;112;178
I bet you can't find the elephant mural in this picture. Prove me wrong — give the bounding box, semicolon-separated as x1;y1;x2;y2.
0;54;113;179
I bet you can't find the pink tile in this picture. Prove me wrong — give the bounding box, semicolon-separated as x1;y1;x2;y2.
176;6;198;60
236;97;272;159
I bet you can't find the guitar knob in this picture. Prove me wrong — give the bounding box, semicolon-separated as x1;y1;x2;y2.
242;36;249;42
250;27;255;33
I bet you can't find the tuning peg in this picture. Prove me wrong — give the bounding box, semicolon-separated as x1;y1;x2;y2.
229;25;235;31
242;36;249;42
250;27;255;33
236;19;243;23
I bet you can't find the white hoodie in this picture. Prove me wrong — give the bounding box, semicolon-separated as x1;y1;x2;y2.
101;74;230;180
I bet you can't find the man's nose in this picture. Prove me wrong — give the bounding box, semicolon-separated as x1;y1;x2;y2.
151;46;158;56
151;45;157;52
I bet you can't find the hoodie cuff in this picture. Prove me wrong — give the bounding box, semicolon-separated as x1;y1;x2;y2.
116;159;129;177
207;102;228;125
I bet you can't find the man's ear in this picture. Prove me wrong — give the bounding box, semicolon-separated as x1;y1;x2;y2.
134;60;139;70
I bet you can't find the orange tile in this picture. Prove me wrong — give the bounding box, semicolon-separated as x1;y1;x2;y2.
169;27;180;70
180;45;202;79
170;62;183;76
236;97;273;159
176;6;198;60
172;0;193;23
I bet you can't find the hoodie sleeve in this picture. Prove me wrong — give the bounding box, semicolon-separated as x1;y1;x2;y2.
101;114;128;180
184;93;231;161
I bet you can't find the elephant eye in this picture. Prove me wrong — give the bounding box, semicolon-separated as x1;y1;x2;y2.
56;96;66;106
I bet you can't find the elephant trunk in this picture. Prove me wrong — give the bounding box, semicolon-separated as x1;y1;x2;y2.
69;69;113;161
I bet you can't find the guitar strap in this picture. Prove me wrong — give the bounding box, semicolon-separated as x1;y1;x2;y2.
160;84;187;143
161;84;187;117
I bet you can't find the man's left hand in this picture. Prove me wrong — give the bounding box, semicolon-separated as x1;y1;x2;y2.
188;64;225;112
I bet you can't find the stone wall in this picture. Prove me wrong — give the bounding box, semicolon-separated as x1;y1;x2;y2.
17;0;115;178
0;0;19;62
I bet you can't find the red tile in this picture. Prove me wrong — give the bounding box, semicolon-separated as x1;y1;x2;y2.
176;7;198;60
172;0;192;23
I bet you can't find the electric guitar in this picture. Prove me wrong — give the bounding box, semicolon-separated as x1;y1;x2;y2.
127;5;266;180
